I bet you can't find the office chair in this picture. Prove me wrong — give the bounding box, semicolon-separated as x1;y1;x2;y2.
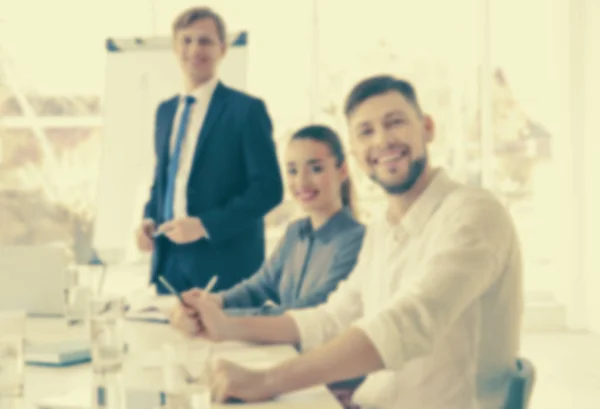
504;357;536;409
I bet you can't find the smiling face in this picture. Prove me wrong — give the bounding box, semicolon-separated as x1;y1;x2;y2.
348;90;434;195
285;139;347;215
173;17;226;89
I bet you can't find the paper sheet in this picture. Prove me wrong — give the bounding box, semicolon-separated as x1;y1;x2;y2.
125;294;177;323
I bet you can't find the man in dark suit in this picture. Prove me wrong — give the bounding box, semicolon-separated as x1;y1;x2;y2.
136;6;283;294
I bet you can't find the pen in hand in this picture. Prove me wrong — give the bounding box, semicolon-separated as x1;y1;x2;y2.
158;276;187;306
203;275;219;294
152;227;173;239
162;275;219;336
158;275;219;306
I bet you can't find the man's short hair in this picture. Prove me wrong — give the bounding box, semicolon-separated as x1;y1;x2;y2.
344;75;423;117
172;6;227;44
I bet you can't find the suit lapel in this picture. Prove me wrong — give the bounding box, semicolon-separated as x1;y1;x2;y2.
190;82;228;173
152;97;178;225
158;97;178;164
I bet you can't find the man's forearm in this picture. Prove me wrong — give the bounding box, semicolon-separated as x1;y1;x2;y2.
265;327;384;396
228;315;300;345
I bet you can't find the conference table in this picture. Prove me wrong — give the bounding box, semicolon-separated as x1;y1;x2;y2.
2;264;341;409
10;317;341;409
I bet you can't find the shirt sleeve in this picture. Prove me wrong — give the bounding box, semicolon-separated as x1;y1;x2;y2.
223;307;264;316
219;228;288;308
286;228;373;352
353;195;517;370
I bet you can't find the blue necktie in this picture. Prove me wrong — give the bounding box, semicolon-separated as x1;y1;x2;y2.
163;95;196;221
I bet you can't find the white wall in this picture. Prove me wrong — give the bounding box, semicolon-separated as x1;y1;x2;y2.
558;0;600;332
583;0;600;333
150;0;316;139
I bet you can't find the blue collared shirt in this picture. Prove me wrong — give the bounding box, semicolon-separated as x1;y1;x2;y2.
219;208;365;316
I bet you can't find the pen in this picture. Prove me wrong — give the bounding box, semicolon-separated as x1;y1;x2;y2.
157;276;186;305
152;228;173;239
158;275;219;307
204;275;218;293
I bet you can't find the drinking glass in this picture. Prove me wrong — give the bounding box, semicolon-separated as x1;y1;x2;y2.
89;295;126;374
64;265;94;325
162;341;212;409
92;371;126;409
0;311;26;397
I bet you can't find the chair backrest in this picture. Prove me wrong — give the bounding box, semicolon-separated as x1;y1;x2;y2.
504;358;536;409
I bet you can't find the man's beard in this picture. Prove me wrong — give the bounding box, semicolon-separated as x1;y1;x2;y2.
370;155;427;195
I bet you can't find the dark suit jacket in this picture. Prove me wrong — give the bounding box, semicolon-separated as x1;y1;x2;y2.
144;82;284;292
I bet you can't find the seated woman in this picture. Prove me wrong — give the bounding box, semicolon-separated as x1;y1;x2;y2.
192;125;365;316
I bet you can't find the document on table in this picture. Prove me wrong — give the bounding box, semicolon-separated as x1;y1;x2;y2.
125;294;177;323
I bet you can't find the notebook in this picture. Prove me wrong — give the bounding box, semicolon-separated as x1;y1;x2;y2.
25;340;91;367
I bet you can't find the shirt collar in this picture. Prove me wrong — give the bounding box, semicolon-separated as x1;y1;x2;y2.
181;76;219;104
298;207;355;242
391;169;459;236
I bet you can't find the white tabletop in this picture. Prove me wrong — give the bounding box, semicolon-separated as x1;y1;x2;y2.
11;317;341;409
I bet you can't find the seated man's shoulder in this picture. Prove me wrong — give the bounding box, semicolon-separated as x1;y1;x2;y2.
442;184;512;227
433;186;518;262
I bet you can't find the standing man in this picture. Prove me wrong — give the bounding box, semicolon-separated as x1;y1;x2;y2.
136;7;283;293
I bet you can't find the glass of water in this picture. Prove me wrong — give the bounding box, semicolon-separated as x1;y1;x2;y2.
162;341;212;409
64;259;108;325
0;311;26;397
64;265;94;325
90;295;126;374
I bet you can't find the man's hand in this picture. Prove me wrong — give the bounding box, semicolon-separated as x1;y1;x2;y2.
211;360;277;403
158;217;207;244
136;219;156;252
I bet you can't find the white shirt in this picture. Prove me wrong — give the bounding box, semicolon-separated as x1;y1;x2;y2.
288;170;523;409
169;77;219;219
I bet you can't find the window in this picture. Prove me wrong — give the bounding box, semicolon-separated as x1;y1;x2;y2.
0;1;147;261
487;0;569;302
0;1;580;324
313;0;572;311
314;0;479;221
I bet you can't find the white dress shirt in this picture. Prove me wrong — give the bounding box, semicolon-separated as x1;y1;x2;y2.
288;169;523;409
169;77;219;219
